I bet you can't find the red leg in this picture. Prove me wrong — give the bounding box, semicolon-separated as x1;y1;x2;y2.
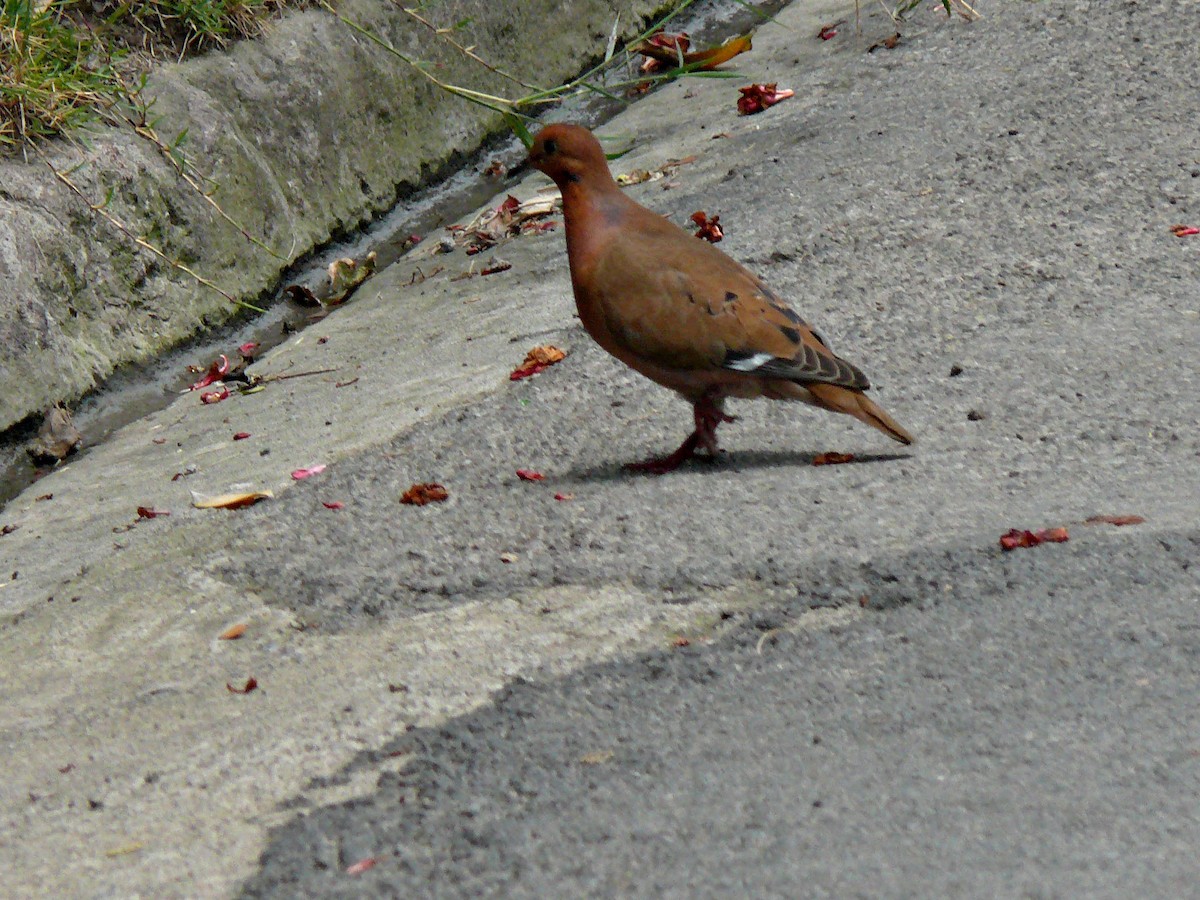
624;393;735;475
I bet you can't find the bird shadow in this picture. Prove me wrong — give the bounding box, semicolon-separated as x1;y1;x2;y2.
557;449;912;484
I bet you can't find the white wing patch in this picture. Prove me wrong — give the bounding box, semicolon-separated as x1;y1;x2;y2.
724;352;774;372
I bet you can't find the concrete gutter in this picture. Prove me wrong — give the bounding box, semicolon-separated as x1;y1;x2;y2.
0;0;676;433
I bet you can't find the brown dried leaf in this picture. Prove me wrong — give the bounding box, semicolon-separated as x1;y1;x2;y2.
868;33;902;53
26;405;82;463
1083;515;1145;527
812;452;856;466
510;345;567;380
226;677;258;694
400;483;449;506
219;623;248;640
1000;527;1069;551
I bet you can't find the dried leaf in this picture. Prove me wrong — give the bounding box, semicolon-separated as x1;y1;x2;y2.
1171;224;1199;237
812;452;855;466
36;493;53;501
616;155;698;186
499;552;518;564
226;677;258;694
219;623;248;640
326;252;377;304
691;211;724;243
671;636;691;647
516;469;546;482
105;842;145;858
291;465;327;480
1000;527;1069;551
26;405;82;463
634;30;751;71
452;194;562;254
200;388;230;405
189;355;230;391
737;83;795;116
1083;515;1145;527
136;506;170;519
401;483;449;505
635;30;690;73
191;490;273;510
480;258;512;276
483;159;507;178
868;33;902;53
322;501;346;510
579;750;614;765
510;345;567;380
682;33;753;70
283;284;321;306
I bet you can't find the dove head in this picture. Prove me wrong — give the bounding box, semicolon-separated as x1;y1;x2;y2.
528;124;614;189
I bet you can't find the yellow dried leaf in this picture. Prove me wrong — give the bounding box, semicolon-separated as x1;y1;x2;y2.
191;490;273;510
580;750;614;765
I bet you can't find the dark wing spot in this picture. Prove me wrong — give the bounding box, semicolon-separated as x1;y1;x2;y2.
779;325;801;344
778;305;806;326
724;291;738;304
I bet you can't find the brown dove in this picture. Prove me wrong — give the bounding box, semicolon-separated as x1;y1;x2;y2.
528;123;913;473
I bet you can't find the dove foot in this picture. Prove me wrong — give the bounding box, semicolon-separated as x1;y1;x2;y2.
624;394;735;475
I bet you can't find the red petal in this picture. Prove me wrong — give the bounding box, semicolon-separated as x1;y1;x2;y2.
136;506;170;519
322;501;345;509
233;432;251;441
516;469;545;482
200;388;230;404
346;857;380;875
190;355;230;390
226;677;258;694
291;465;327;480
238;342;259;356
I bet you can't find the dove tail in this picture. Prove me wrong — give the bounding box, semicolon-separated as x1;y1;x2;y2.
806;383;914;446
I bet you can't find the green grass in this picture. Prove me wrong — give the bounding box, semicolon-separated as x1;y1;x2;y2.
1;0;295;151
1;0;118;148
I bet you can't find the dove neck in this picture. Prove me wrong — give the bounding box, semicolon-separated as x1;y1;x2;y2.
562;177;629;258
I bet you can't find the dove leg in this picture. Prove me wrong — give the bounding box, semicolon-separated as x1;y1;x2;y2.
625;392;735;475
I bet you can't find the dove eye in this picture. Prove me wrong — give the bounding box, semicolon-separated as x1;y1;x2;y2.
543;138;558;155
